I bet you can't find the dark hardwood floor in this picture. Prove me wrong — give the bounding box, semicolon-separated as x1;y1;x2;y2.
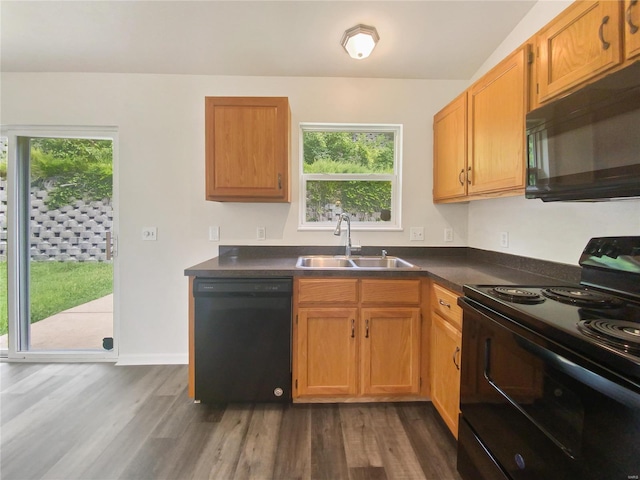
1;363;461;480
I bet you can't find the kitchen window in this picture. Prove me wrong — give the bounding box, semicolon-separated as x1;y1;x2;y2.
299;123;402;230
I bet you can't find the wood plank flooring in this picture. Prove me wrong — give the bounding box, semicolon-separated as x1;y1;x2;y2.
1;363;461;480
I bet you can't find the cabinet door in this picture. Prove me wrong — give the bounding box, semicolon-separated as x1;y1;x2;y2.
433;92;467;202
296;308;358;397
537;1;622;102
360;308;421;395
468;47;527;195
626;0;640;59
431;312;462;438
205;97;290;202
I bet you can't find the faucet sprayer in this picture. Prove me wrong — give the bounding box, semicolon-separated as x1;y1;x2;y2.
334;213;353;256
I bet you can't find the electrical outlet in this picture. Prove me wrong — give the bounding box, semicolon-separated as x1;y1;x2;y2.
209;226;220;242
410;227;425;241
257;226;266;241
142;227;157;241
500;231;509;248
444;228;453;243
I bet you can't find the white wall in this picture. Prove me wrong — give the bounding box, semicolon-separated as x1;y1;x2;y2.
0;73;467;363
2;1;639;362
466;0;640;264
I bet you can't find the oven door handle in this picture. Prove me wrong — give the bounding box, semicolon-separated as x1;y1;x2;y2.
483;338;576;460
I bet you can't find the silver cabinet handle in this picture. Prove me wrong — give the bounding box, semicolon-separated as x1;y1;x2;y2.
439;298;451;308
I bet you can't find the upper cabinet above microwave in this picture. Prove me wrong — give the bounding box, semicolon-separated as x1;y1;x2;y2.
535;0;640;105
626;0;640;59
205;97;291;203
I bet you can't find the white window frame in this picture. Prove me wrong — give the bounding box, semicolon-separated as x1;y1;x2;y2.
298;123;403;231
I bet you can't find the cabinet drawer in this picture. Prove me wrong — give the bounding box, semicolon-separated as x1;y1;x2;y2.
361;279;421;305
297;278;358;304
432;283;462;330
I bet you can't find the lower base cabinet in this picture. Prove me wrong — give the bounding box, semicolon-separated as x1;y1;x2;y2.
296;307;358;397
360;307;421;395
431;312;462;436
430;282;463;438
294;278;423;401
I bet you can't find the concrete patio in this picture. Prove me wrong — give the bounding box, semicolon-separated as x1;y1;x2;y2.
0;294;113;351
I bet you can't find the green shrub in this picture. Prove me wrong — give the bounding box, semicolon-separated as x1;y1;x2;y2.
30;138;113;209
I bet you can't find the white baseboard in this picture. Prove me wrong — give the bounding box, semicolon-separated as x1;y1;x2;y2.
116;353;188;365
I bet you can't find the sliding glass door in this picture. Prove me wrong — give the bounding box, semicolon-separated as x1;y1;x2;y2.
2;128;117;358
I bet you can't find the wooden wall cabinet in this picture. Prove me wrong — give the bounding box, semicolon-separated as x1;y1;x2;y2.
433;92;467;202
625;0;640;59
294;278;423;401
433;47;528;203
467;47;528;196
536;1;623;103
430;282;463;438
204;96;290;202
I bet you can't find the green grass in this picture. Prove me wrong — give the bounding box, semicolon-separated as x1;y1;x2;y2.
0;261;113;336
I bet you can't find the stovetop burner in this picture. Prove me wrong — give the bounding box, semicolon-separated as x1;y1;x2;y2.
490;286;545;304
541;287;624;308
578;319;640;354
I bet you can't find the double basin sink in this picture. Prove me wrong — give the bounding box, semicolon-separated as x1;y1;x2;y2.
296;255;419;270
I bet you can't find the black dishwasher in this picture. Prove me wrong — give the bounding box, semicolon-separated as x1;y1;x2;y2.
193;277;292;403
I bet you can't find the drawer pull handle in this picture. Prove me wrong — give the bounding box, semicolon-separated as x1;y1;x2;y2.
599;15;611;50
628;0;639;34
365;319;370;338
439;299;451;308
351;319;355;338
452;346;461;370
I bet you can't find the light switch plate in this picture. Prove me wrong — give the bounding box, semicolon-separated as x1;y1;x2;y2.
257;226;266;241
142;227;157;241
209;226;220;242
410;227;424;241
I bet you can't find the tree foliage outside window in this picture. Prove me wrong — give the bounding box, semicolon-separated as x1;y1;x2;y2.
300;125;401;229
0;137;8;178
29;138;113;209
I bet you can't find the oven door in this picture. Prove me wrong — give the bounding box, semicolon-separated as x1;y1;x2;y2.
458;298;640;480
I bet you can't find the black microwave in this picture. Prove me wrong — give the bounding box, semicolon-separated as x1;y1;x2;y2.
526;62;640;202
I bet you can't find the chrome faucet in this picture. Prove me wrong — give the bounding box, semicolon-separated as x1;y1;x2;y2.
334;213;353;256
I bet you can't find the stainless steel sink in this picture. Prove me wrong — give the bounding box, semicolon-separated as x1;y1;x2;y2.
351;256;417;269
296;256;356;268
296;255;419;270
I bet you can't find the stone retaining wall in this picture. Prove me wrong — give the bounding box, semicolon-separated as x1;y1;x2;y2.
0;180;112;262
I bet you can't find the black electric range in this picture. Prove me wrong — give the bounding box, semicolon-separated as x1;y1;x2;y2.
462;282;640;387
457;236;640;480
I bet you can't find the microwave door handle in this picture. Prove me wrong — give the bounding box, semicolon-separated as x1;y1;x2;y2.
483;338;576;459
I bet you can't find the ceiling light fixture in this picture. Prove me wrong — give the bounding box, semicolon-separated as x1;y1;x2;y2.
341;24;379;60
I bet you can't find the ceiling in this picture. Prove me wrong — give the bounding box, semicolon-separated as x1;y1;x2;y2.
1;1;537;80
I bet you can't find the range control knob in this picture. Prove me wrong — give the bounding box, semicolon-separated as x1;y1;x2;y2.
273;387;284;397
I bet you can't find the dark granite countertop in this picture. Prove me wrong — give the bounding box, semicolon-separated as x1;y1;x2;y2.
185;246;581;294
